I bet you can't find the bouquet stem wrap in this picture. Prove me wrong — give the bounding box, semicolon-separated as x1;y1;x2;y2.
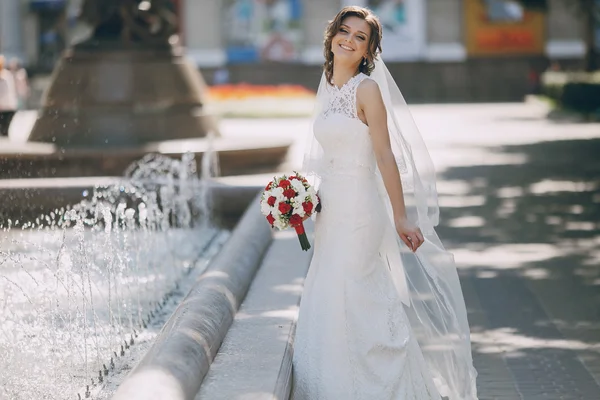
294;223;310;251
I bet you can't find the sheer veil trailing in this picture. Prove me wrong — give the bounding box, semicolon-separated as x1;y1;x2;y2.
302;57;479;399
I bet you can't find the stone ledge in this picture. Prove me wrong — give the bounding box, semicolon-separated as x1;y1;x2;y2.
196;228;313;400
111;195;273;400
0;136;292;178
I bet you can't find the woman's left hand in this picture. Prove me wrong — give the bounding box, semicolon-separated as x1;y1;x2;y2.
395;218;424;252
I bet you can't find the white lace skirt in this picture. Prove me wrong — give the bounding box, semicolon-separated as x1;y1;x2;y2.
291;174;441;400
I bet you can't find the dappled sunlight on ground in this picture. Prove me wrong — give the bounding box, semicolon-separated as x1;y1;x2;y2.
471;327;599;354
406;104;600;397
452;243;561;272
273;282;304;296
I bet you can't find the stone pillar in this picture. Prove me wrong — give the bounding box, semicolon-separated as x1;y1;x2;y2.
545;0;585;59
182;0;226;67
301;0;340;64
0;0;24;60
425;0;466;62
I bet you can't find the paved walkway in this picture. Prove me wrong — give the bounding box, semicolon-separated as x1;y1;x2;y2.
420;103;600;399
4;103;600;399
411;104;600;399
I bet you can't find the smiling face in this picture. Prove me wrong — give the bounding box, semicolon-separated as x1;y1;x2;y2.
331;16;372;66
323;7;382;84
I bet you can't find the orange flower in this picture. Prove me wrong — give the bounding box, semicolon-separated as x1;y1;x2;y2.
208;83;315;100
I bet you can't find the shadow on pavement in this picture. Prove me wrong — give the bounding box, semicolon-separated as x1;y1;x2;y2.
437;138;600;398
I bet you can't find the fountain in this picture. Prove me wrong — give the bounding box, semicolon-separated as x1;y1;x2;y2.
0;0;291;179
0;2;283;396
0;152;227;400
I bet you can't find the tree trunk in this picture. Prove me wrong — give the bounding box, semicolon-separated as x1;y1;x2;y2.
582;0;598;71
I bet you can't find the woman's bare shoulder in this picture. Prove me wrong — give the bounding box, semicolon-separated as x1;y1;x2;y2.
357;76;383;105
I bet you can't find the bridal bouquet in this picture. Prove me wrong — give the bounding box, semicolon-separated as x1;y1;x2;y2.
260;173;320;251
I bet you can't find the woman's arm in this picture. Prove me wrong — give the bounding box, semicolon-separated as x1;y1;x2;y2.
357;79;424;251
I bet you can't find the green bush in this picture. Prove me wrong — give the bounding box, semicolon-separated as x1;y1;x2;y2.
541;72;600;116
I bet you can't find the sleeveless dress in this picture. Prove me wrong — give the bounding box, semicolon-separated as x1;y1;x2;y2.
291;73;442;399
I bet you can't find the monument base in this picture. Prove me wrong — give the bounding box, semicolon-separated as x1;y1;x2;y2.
28;42;218;147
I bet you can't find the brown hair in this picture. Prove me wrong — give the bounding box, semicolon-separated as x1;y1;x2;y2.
323;6;382;85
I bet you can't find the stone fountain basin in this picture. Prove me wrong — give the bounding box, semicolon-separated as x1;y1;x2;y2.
0;176;261;228
0;178;271;399
0;135;292;179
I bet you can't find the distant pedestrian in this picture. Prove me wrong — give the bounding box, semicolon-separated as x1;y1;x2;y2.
548;61;562;72
0;55;19;136
528;68;541;95
7;58;30;110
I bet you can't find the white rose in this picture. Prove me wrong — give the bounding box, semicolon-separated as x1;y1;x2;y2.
272;207;281;218
293;206;306;218
295;190;307;202
272;187;285;201
291;179;305;192
260;201;271;216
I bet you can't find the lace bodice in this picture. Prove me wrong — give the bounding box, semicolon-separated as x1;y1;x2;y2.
314;73;375;178
321;73;367;121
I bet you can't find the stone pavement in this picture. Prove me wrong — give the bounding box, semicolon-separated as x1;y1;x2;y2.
417;103;600;400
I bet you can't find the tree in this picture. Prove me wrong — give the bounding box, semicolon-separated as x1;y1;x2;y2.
514;0;599;71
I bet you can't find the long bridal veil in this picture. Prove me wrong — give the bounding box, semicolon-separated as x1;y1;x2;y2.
302;57;479;400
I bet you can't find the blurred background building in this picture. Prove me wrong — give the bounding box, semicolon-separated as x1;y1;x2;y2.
1;0;598;101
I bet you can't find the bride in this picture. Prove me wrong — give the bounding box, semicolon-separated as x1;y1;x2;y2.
292;6;478;400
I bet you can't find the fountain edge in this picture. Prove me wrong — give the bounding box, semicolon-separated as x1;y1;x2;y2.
111;193;273;400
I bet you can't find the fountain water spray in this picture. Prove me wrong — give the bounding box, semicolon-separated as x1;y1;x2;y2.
0;152;222;400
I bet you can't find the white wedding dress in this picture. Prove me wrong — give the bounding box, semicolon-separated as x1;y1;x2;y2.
291;73;443;399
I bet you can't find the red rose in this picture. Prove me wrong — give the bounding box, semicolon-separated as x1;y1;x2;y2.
278;179;291;188
289;214;303;226
288;175;297;180
266;213;275;225
267;196;277;206
302;201;313;214
278;202;292;214
265;181;273;191
283;188;297;199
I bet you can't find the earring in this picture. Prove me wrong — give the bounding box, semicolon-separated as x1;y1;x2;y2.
362;58;368;66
